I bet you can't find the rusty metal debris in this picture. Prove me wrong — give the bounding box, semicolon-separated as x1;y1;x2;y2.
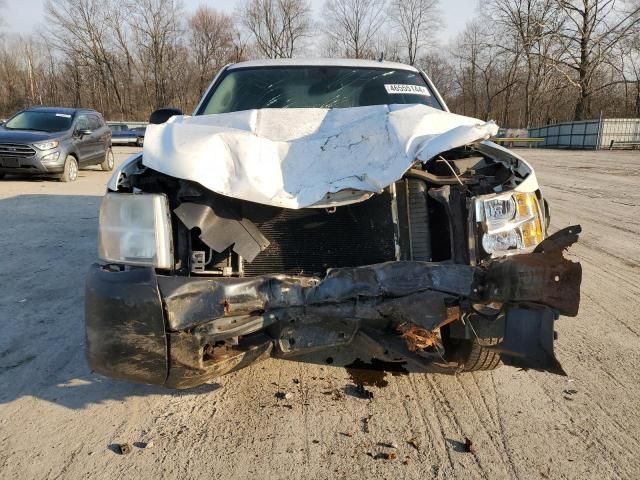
397;306;460;352
397;323;439;351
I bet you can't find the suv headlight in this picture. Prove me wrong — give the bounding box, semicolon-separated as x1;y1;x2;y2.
33;140;59;150
476;191;544;255
98;193;173;269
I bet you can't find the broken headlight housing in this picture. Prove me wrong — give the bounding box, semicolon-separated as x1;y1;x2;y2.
98;193;173;269
476;191;544;255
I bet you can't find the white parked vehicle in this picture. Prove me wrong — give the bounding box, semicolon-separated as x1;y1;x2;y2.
86;59;582;388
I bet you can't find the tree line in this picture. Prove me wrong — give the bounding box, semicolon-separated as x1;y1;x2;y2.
0;0;638;127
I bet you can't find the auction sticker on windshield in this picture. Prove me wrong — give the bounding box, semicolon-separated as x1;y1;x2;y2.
384;84;431;96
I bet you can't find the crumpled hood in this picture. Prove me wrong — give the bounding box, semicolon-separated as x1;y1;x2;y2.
142;104;498;209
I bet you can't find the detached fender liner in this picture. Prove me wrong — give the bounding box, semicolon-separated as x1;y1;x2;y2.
85;265;169;385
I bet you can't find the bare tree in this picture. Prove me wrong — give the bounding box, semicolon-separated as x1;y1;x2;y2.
389;0;440;65
553;0;640;119
45;0;127;115
609;8;640;115
189;6;234;96
489;0;563;126
239;0;311;58
323;0;387;58
127;0;184;109
0;0;6;32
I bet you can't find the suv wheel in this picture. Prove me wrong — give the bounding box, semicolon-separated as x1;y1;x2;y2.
60;155;79;182
101;148;115;171
0;173;5;180
136;137;144;147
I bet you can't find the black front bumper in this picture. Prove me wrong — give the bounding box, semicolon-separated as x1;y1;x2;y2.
85;227;582;389
0;152;66;174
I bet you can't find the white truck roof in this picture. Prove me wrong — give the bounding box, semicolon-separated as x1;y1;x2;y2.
227;58;419;72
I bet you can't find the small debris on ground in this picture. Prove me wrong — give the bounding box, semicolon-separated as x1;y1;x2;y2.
275;391;293;400
112;443;131;455
312;439;320;444
292;378;300;384
354;383;374;399
322;389;345;400
377;441;398;449
464;438;476;454
339;432;353;437
407;439;420;451
368;452;397;460
361;414;373;433
133;441;153;449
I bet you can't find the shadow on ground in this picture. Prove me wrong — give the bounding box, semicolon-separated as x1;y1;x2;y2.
0;193;223;410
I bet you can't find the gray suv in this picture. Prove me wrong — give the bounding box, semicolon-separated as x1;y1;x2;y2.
0;107;114;182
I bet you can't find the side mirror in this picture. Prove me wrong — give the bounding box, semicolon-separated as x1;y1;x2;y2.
149;108;183;125
77;128;92;137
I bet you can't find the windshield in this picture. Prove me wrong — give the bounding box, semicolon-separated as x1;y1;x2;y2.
199;67;443;114
4;111;74;133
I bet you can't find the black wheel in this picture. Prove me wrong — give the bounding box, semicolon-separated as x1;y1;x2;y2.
0;173;5;180
59;155;79;182
460;337;502;372
136;137;144;147
100;148;115;171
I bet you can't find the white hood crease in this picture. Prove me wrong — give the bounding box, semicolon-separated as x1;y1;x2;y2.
142;104;499;209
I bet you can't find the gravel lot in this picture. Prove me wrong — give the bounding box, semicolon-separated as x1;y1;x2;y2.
1;147;639;479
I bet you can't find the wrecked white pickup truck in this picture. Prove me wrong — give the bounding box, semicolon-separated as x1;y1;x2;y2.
85;59;581;388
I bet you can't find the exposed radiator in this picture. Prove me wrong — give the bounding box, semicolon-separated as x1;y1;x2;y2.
243;191;396;277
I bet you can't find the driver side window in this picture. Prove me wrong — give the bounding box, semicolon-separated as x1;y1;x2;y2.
76;115;89;130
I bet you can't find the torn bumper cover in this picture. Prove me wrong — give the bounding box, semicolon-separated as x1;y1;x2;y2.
85;227;582;388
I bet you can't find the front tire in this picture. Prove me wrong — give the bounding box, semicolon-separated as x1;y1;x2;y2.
460;337;502;372
100;148;115;171
136;137;144;147
59;155;78;182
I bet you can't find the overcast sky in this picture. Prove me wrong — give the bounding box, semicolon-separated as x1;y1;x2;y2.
2;0;477;43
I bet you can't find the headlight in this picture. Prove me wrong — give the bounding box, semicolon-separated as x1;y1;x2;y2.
477;191;544;255
40;151;60;164
98;193;173;269
33;141;59;150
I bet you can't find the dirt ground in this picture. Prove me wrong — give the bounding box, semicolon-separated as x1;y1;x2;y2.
0;147;639;479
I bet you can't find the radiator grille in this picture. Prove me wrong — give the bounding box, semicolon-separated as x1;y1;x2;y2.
0;143;36;158
243;191;396;276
